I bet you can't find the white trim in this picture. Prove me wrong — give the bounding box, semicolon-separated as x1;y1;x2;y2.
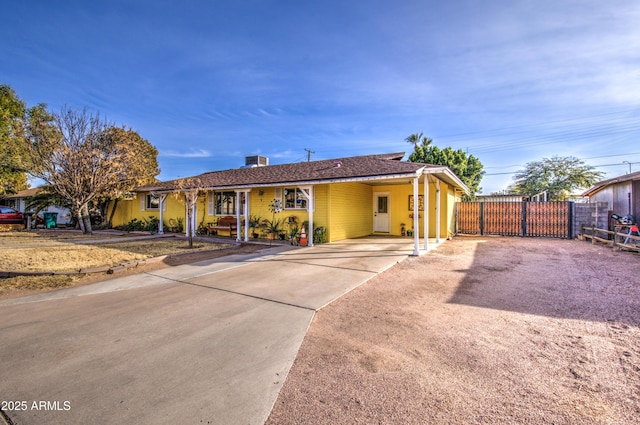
208;191;214;216
274;187;282;203
158;194;167;234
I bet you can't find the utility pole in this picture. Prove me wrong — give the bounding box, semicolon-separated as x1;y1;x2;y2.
304;148;315;162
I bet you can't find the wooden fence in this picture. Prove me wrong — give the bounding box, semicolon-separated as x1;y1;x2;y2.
580;224;640;253
456;201;574;239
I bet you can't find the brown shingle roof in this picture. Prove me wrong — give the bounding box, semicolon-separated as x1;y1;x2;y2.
138;152;468;193
582;170;640;196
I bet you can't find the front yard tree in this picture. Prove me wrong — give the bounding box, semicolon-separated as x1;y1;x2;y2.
24;106;159;233
0;84;30;195
172;177;205;248
96;126;160;227
510;156;604;201
407;135;485;200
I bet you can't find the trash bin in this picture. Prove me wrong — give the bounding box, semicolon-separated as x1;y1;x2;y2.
42;212;58;229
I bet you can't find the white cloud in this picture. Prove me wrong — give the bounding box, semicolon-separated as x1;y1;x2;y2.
160;149;212;158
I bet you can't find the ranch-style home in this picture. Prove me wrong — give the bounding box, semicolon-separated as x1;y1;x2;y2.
110;152;469;255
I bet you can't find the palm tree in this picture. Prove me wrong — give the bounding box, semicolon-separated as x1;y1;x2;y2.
405;132;432;151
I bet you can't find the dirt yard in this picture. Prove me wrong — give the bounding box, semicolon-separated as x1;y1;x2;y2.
267;237;640;424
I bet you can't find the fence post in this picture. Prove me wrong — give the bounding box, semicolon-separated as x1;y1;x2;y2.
479;202;485;236
568;201;574;239
522;202;527;237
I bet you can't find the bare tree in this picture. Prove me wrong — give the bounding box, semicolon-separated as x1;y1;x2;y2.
172;177;205;248
24;106;159;234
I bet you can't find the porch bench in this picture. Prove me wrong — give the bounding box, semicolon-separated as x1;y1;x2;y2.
208;216;238;238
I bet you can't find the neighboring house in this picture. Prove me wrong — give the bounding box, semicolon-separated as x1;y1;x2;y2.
582;171;640;219
110;152;469;255
0;187;73;225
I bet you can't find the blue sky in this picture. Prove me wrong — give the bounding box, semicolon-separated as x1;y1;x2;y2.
2;0;639;193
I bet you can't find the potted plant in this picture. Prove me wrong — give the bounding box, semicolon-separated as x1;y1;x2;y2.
288;224;300;245
267;198;283;244
248;215;261;238
267;218;283;240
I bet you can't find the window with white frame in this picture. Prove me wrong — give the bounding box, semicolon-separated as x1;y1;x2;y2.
213;191;244;215
146;194;159;210
3;199;18;210
283;188;307;209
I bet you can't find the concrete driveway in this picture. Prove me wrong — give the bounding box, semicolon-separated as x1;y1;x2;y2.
0;237;418;425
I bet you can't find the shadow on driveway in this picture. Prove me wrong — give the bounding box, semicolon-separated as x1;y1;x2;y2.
447;237;640;328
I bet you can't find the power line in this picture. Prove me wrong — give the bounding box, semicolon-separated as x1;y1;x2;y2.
486;152;640;170
485;161;640;176
436;108;640;141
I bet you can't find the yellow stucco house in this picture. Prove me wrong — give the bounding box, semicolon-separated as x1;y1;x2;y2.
111;153;468;255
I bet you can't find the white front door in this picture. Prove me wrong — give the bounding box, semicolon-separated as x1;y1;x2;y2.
373;193;390;233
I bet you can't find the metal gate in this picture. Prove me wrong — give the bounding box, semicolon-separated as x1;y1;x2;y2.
456;201;574;239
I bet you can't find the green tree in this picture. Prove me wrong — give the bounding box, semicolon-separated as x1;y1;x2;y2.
95;126;160;227
405;132;432;151
509;156;604;201
407;135;485;200
0;84;29;195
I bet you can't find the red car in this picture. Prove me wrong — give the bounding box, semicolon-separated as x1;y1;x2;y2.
0;206;25;224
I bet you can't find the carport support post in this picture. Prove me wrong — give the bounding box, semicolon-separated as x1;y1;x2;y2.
413;177;420;256
244;190;250;242
423;176;429;251
436;179;441;243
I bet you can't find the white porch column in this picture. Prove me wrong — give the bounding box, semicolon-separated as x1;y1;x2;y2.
436;179;441;243
243;190;250;242
412;177;420;256
191;202;198;236
307;186;314;247
423;177;429;251
192;202;197;237
234;190;242;242
158;194;167;234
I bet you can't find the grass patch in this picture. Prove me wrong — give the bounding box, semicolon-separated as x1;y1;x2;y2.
0;231;231;297
0;239;226;273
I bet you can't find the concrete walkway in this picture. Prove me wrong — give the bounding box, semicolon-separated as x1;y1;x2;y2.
0;237;428;425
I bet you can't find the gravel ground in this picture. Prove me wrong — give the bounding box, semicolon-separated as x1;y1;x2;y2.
267;237;640;424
